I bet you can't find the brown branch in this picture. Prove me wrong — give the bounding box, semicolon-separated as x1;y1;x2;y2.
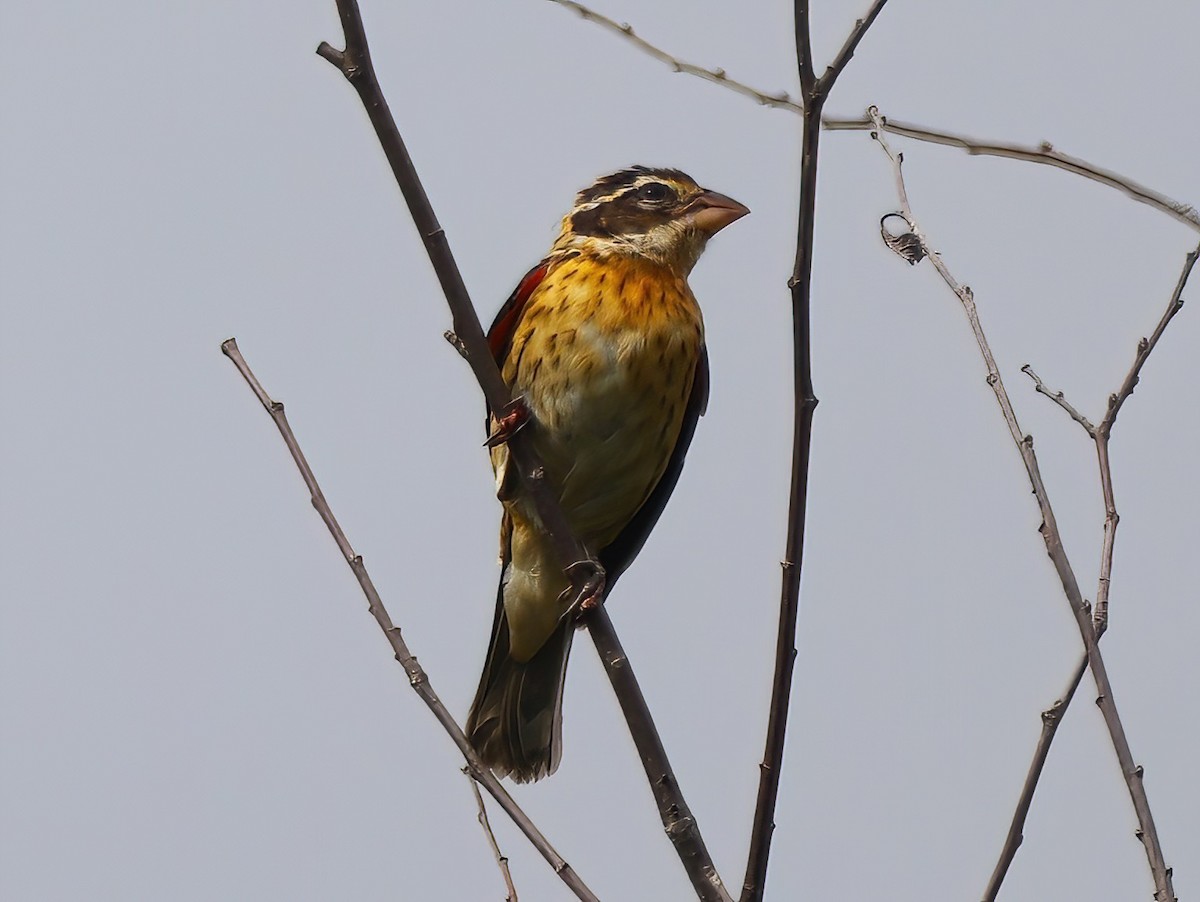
867;113;1178;902
547;0;801;113
587;613;729;898
739;5;889;902
220;338;597;902
468;773;519;902
986;243;1198;897
316;3;729;900
825;112;1200;235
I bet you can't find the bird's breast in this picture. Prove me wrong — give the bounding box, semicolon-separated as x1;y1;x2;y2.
499;255;703;545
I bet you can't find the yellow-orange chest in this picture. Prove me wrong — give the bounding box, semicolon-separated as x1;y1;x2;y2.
498;254;704;544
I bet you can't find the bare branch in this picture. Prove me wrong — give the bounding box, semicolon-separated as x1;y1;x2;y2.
1020;365;1096;436
220;338;597;902
1092;239;1198;635
984;655;1089;900
317;3;729;899
546;0;802;112
866;116;1178;902
468;773;519;902
826;113;1200;234
1100;245;1199;435
816;0;890;95
740;6;888;901
544;4;1193;894
794;1;815;97
989;244;1197;896
587;613;729;899
546;4;1197;235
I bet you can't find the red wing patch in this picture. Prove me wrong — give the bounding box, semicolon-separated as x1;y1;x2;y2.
487;262;549;363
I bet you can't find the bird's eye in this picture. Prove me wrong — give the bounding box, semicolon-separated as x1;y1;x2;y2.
637;182;673;202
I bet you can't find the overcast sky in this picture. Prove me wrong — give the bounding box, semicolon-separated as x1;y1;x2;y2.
4;1;1199;900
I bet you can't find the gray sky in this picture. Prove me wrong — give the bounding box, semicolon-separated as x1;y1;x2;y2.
4;1;1198;899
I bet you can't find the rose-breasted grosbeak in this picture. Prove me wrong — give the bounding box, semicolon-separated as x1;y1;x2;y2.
466;166;748;782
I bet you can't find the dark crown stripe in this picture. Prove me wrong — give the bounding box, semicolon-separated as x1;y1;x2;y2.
575;166;693;206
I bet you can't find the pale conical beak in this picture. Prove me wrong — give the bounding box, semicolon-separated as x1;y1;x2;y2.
687;190;750;235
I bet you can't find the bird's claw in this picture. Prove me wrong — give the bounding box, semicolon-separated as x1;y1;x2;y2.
484;398;532;448
557;559;607;622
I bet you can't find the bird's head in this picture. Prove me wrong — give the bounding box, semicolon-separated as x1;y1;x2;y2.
555;166;748;275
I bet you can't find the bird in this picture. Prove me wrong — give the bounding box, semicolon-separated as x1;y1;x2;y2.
466;166;748;782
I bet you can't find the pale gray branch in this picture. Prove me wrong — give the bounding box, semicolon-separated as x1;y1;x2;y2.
1020;365;1096;436
826;112;1200;234
992;243;1197;900
866;115;1178;902
1092;241;1199;631
221;338;598;902
1101;244;1199;434
468;773;519;902
547;0;802;112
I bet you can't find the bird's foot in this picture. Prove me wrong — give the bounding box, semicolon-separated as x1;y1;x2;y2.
484;398;531;448
558;559;607;622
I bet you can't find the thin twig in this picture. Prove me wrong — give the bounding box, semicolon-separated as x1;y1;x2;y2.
739;5;889;902
468;772;519;902
818;1;890;91
547;0;802;112
1101;244;1198;433
986;244;1198;896
984;653;1090;900
1094;243;1198;629
866;111;1178;902
316;4;729;899
825;113;1200;235
220;338;596;902
1019;366;1096;437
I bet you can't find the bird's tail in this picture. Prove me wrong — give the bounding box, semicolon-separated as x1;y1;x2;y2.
466;580;573;783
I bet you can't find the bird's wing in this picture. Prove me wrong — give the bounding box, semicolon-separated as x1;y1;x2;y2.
487;261;550;364
598;346;710;589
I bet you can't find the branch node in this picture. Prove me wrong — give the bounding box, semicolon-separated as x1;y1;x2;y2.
315;41;345;66
1040;700;1063;725
444;330;470;360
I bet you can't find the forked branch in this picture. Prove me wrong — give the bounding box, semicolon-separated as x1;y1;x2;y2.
548;1;1199;236
740;4;889;902
867;114;1177;902
985;244;1198;898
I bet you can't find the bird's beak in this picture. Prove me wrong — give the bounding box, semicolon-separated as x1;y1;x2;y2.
686;190;750;236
